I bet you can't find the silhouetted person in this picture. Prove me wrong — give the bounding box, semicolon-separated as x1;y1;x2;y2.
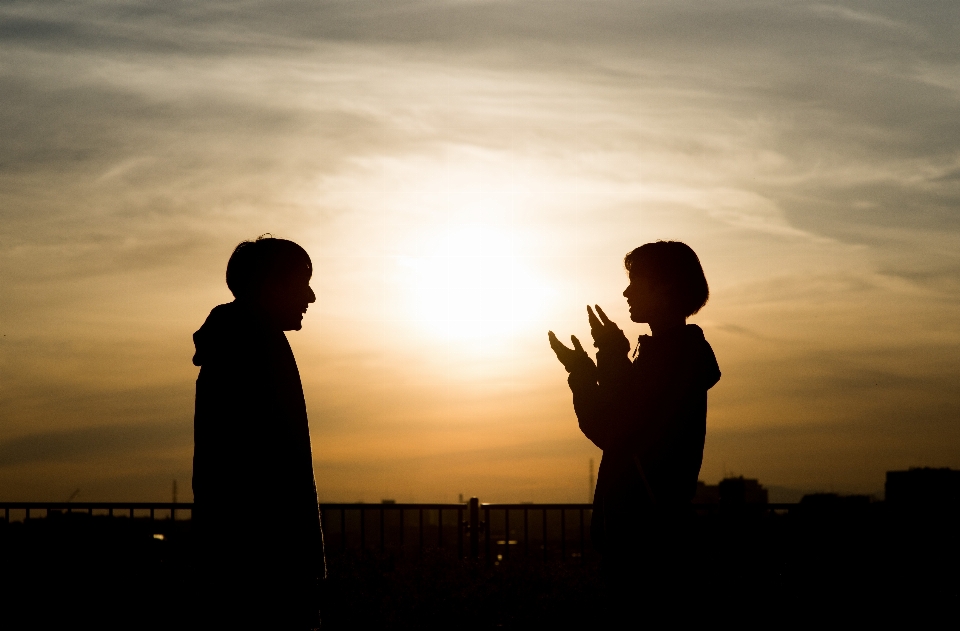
192;236;324;630
549;241;720;619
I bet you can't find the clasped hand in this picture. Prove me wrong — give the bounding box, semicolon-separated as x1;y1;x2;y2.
549;305;629;373
586;304;630;354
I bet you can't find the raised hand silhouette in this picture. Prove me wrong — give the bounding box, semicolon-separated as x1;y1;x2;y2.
547;331;597;375
587;305;630;354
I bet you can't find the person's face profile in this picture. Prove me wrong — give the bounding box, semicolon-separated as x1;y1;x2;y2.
257;267;316;331
623;270;671;324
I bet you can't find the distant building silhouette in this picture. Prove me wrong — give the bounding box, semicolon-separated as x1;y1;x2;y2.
800;493;871;506
718;476;768;505
693;477;768;504
885;468;960;506
797;493;872;517
693;480;720;504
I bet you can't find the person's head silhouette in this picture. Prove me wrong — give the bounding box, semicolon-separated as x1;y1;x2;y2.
622;241;708;333
226;236;315;331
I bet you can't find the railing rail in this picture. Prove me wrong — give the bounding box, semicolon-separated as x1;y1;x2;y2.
0;502;190;522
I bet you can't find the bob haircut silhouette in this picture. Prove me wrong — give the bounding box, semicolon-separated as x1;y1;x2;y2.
624;241;709;317
226;236;312;300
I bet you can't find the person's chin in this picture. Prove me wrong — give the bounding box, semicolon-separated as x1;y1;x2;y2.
283;315;304;331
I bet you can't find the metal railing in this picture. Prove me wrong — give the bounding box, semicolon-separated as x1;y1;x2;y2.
478;502;593;563
318;502;467;558
314;499;595;562
0;502;189;522
0;499;801;563
0;498;596;563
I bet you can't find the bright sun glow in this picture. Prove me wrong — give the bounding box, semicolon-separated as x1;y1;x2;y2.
399;223;554;347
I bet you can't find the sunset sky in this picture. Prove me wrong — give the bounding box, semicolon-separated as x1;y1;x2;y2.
2;1;960;503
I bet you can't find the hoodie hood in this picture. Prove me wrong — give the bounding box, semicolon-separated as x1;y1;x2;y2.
637;324;721;390
192;301;261;367
686;324;721;390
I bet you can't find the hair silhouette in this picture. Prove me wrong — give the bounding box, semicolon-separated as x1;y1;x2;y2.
226;235;312;300
624;240;709;317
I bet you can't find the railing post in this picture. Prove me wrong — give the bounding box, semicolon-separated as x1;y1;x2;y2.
360;508;366;553
542;508;548;562
484;506;491;564
504;509;510;559
560;509;566;560
524;508;529;557
579;508;585;564
456;507;463;559
468;497;480;560
418;508;424;558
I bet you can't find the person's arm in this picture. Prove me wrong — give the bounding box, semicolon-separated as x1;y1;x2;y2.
548;331;612;448
570;306;633;449
549;307;636;450
568;366;618;450
588;305;633;407
575;347;692;458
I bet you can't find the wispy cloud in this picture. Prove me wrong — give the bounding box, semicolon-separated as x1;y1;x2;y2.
0;421;191;468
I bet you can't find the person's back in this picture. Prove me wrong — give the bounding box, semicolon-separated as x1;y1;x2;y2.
591;326;718;499
192;237;324;630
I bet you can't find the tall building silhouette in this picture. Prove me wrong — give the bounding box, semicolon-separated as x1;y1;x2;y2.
693;480;720;504
693;477;768;504
718;476;768;505
885;468;960;506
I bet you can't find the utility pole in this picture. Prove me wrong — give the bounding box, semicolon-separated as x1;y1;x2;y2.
172;479;178;504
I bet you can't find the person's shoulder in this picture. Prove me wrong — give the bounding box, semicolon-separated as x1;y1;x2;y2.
193;301;261;366
682;324;721;388
681;324;715;352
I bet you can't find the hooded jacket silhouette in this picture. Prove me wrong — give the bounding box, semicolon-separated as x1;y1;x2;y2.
192;300;324;627
568;324;720;552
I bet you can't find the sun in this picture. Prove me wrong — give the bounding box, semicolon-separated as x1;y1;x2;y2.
397;223;554;348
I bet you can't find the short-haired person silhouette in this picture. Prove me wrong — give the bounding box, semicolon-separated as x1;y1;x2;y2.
549;241;720;618
192;236;324;630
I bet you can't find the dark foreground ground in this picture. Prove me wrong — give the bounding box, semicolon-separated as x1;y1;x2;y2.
2;506;958;629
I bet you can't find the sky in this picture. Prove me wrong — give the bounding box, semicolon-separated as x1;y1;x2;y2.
2;0;960;503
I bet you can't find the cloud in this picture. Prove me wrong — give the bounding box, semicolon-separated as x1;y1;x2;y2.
810;3;918;34
0;421;191;468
